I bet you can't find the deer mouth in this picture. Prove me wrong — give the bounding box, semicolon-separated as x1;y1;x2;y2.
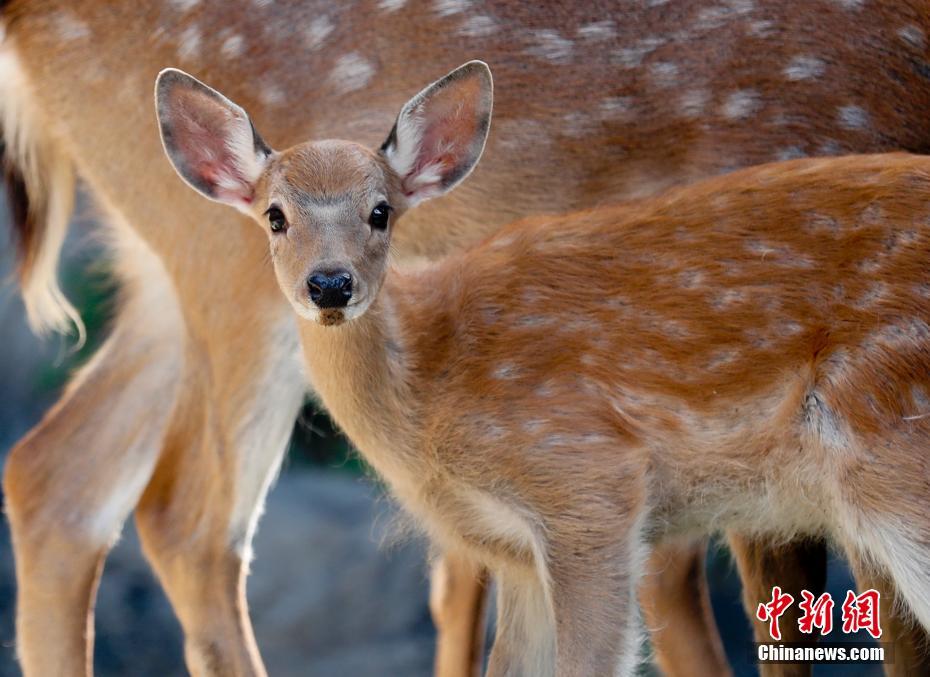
318;308;346;326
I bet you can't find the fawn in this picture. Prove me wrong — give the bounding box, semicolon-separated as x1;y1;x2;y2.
157;61;930;675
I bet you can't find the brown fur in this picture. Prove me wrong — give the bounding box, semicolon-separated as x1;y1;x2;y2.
7;1;930;675
264;151;930;675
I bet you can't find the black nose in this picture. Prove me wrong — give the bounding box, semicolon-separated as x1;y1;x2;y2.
307;270;353;309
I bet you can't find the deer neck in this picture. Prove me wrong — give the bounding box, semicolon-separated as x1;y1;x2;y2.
297;280;426;492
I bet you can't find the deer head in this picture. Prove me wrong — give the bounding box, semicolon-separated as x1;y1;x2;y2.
156;61;492;326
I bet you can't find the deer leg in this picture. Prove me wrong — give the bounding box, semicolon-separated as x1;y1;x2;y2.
848;555;930;677
728;534;828;677
430;552;490;677
485;570;554;677
547;528;646;677
3;287;184;677
134;311;305;677
638;538;731;677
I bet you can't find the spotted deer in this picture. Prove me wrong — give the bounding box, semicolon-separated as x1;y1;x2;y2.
158;60;930;676
5;1;930;675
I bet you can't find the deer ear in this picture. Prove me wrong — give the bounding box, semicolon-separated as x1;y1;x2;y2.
380;60;492;206
155;68;272;211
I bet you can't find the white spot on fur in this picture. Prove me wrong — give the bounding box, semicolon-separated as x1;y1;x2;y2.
524;29;573;64
780;321;803;336
747;19;774;37
898;25;925;49
693;1;753;32
613;37;665;68
522;419;549;435
561;111;593;138
493;363;521;380
819;140;845;155
694;6;731;31
259;83;286;107
838;105;870;130
305;16;335;49
458;15;498;38
178;24;202;61
776;146;806;161
713;289;747;308
679;269;705;288
220;34;245;59
727;0;755;11
721;90;760;119
52;11;91;41
784;55;825;81
434;0;471;17
329;53;375;93
680;89;710;118
600;96;633;119
852;282;887;309
577;20;616;41
706;349;739;370
516;315;554;328
379;0;407;10
169;0;201;12
831;0;864;9
649;61;679;88
490;233;517;249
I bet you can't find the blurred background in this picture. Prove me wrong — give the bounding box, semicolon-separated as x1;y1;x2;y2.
0;190;882;676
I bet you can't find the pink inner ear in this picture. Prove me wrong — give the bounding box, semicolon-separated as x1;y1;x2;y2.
169;88;257;206
403;80;483;198
200;163;254;204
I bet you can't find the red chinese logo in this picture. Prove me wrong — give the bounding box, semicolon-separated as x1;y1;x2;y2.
841;589;882;639
757;587;882;640
798;591;834;635
756;586;795;641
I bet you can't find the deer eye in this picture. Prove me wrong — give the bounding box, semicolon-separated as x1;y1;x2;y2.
266;206;287;233
368;202;391;230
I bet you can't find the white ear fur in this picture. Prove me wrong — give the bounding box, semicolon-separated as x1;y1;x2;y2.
381;60;493;206
155;68;271;212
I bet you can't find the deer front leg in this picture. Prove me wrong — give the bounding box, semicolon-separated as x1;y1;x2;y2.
134;311;305;677
547;528;646;677
4;291;184;677
638;539;731;677
430;552;489;677
485;570;555;677
728;534;828;677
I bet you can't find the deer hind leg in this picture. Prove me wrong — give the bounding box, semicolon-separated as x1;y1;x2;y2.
134;309;305;677
3;255;185;676
430;552;490;677
848;554;930;676
638;538;731;677
727;534;828;677
846;516;930;635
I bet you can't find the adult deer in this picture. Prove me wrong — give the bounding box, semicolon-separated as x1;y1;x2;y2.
158;59;930;676
5;0;930;675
